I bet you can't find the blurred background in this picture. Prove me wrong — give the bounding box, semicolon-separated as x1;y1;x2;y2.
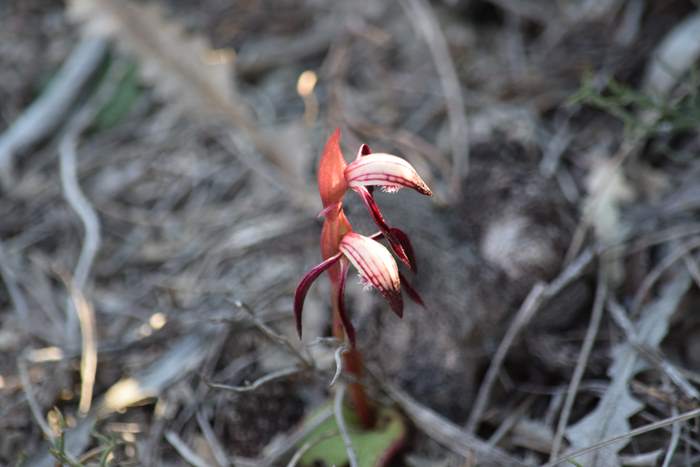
2;0;700;465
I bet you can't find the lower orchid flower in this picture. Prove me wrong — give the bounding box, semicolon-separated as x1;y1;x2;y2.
296;230;402;345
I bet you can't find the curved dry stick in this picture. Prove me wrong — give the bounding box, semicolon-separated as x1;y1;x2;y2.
206;366;302;393
329;344;349;387
0;38;107;182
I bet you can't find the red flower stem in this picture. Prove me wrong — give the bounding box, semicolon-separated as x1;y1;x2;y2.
331;285;376;429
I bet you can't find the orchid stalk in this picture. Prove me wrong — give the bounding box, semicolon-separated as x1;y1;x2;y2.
295;129;431;428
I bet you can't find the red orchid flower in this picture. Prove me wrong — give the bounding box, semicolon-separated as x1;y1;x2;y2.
294;129;431;346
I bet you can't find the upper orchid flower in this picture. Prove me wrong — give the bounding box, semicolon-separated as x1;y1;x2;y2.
345;145;432;196
317;130;432;271
294;129;431;346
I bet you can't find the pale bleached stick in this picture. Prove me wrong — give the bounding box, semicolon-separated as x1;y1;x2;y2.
550;269;607;460
543;407;700;467
0;38;107;183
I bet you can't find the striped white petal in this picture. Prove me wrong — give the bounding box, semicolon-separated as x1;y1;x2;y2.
339;232;403;317
344;153;432;196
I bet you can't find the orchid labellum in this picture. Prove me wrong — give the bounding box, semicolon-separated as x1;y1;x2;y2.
295;129;431;346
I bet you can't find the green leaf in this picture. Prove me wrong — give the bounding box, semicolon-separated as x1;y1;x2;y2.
299;403;406;467
93;62;142;131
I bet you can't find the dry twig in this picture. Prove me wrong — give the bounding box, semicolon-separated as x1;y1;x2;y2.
380;377;526;466
0;38;107;182
550;268;607;460
466;248;595;433
544;406;700;467
206;366;302;393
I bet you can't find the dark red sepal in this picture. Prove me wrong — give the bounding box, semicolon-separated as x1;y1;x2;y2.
383;289;404;318
353;185;413;270
389;227;417;273
399;271;425;307
336;258;356;346
294;252;342;338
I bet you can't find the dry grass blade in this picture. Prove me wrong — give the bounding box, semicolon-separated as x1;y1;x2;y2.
661;405;680;467
68;285;98;415
565;271;691;467
196;410;231;467
550;269;607;460
545;406;700;467
380;378;527;466
607;299;699;400
16;356;54;444
466;248;594;433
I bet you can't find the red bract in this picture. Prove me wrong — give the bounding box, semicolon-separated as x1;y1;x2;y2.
294;129;432;345
317;128;348;210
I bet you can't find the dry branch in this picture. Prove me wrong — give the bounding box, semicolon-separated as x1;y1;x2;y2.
0;38;107;183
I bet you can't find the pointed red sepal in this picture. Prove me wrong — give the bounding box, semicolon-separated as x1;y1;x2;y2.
399;271;425;307
389;227;417;273
353;186;413;270
339;232;404;319
385;289;404;318
356;144;374;196
356;144;372;159
336;258;356;346
318;129;348;209
294;252;342;338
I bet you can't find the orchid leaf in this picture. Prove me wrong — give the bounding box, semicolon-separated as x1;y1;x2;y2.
299;403;406;467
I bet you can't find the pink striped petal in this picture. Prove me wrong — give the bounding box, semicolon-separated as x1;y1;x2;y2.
344;153;432;196
339;232;403;318
294;252;342;338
